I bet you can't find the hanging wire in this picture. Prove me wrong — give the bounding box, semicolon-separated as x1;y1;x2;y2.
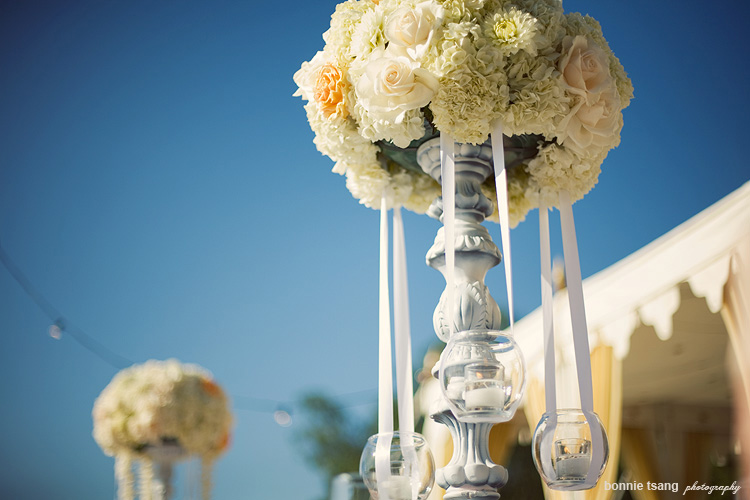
0;240;133;369
0;240;378;422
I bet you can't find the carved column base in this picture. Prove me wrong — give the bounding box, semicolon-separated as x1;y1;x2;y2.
432;409;508;500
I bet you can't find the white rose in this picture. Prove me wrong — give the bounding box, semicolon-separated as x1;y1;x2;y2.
292;51;327;101
355;49;438;123
558;35;621;150
559;35;612;97
385;1;443;60
560;86;621;150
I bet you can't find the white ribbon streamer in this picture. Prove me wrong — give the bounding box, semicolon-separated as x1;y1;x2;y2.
393;207;421;500
491;122;515;334
377;194;393;500
440;134;456;336
538;193;605;487
558;191;594;412
378;194;394;434
539;203;556;413
538;203;558;481
558;190;605;488
393;207;414;434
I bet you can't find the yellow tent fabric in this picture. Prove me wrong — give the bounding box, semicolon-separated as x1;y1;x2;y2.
619;428;660;500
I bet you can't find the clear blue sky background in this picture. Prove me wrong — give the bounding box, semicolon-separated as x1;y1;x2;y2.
0;0;748;499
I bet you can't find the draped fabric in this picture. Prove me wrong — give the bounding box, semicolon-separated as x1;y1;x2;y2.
488;420;523;467
585;345;622;500
722;235;750;485
523;345;622;500
619;428;660;500
683;432;716;498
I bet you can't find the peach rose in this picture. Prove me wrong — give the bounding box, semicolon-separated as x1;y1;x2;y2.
314;63;348;119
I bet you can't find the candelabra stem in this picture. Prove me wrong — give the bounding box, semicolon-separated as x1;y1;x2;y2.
417;137;508;500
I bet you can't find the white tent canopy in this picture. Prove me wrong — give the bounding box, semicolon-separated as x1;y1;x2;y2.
515;181;750;404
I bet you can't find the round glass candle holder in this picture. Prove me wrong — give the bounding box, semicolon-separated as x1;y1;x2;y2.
531;409;608;490
359;431;435;500
439;330;525;423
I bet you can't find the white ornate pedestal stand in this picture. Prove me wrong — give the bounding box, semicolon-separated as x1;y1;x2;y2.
146;442;188;500
417;138;508;500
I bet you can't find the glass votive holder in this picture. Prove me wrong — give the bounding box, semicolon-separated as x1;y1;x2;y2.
439;330;525;423
531;409;608;491
359;431;435;500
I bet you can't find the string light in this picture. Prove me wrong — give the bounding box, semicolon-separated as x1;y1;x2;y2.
0;240;377;426
273;409;293;427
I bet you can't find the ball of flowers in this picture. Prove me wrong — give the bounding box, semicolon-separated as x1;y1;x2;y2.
293;0;633;226
92;359;232;500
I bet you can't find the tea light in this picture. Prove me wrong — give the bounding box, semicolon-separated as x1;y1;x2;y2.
463;362;505;411
553;438;591;480
380;476;413;500
463;386;505;409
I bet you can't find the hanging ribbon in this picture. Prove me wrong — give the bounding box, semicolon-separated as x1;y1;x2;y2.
538;202;558;480
393;206;421;499
558;191;594;412
491;122;515;334
539;203;556;414
393;206;414;434
440;134;456;337
537;193;605;487
558;190;605;486
376;194;393;500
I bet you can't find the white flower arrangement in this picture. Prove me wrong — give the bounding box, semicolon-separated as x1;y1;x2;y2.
92;359;233;500
294;0;632;226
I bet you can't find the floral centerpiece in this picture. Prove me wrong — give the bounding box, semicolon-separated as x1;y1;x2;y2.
92;359;233;500
294;0;632;226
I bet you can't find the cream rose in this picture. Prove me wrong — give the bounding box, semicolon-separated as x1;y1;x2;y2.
559;35;612;98
560;86;620;150
558;35;621;150
384;1;443;60
293;50;327;101
355;49;438;123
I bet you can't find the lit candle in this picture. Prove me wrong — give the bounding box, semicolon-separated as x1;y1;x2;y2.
553;438;591;480
462;362;505;411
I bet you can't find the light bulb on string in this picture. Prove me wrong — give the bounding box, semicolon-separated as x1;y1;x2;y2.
273;408;293;427
49;320;64;340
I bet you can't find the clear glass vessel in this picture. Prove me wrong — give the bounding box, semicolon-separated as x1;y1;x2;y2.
532;409;609;490
359;431;435;500
439;330;525;423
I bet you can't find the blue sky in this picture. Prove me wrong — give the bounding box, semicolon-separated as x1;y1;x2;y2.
0;0;748;499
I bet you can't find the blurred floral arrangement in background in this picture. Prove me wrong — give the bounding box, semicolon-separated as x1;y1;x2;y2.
93;359;232;500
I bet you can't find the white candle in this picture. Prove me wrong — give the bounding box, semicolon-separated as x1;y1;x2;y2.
463;386;505;410
554;455;590;480
380;476;413;500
